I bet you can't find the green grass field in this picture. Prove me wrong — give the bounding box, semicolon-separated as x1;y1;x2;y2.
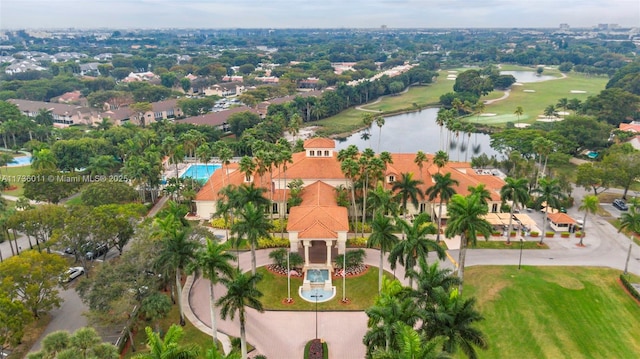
256;266;389;311
463;266;640;359
472;240;549;249
1;165;32;197
477;71;608;126
314;66;608;136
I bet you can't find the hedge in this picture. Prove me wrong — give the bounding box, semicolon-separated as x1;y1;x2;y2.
620;274;640;303
304;339;328;359
347;237;368;247
257;236;290;249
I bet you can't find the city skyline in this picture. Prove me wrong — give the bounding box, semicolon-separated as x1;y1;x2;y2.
1;0;639;30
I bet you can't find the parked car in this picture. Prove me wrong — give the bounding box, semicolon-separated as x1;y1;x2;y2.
60;267;85;283
613;199;628;211
86;244;108;260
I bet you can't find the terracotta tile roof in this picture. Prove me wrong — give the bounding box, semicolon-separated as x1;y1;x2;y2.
287;181;349;237
304;137;336;149
547;212;576;224
152;99;178;113
274;152;345;180
620;122;640;133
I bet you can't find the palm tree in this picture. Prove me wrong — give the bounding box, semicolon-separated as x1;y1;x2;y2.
368;182;399;218
423;288;488;359
87;155;118;176
619;206;640;236
134;325;200;359
445;194;492;294
413;151;428;181
408;258;460;309
532;178;566;244
556;98;569;117
389;213;445;287
363;291;421;355
362;113;374;148
238;156;255;183
368;213;399;293
31;149;57;171
375;115;385;153
578;195;599;246
217;270;265;359
467;184;491;206
433;150;449;173
514;106;524;124
500;177;530;244
192;239;236;349
231;202;273;276
392;172;424;219
371;322;443;359
426;172;459;242
156;227;201;326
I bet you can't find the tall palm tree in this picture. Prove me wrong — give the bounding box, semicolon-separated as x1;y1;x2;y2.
340;157;360;237
389;213;445;287
467;184;491;206
368;213;399;293
445;194;492;294
375;115;385;153
192;239;236;349
433;151;449;173
231;202;273;276
423;288;488;359
87;155;118;176
413;151;428;181
156;227;201;326
514;106;524;124
426;172;459;242
238;156;255;183
134;324;200;359
392;172;424;219
368;182;399;218
619;206;640;236
362;113;374;148
500;177;530;244
31;148;57;171
532;177;566;244
408;258;460;309
217;270;265;359
578;195;599;246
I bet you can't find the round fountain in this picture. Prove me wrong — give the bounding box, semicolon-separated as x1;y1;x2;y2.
299;268;335;303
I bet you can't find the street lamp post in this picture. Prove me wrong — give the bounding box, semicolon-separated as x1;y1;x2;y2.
518;236;524;270
310;289;323;339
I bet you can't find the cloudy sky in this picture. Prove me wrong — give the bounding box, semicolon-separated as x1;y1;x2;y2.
1;0;638;29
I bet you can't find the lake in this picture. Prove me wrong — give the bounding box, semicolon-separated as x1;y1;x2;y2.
501;70;556;83
335;108;501;159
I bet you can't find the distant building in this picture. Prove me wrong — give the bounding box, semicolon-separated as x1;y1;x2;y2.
8;99;99;127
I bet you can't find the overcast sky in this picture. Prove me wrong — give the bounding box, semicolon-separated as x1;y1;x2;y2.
1;0;638;30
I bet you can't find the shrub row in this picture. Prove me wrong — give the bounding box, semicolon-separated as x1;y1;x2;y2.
257;236;290;249
620;274;640;302
346;237;368;247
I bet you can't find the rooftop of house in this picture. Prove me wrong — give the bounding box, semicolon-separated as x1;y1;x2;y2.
8;99;95;116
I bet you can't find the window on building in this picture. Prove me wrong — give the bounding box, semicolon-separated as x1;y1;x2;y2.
324;150;329;156
492;203;498;213
419;203;427;213
388;175;395;183
272;203;278;214
310;150;315;156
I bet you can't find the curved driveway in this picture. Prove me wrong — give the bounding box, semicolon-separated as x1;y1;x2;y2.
188;186;640;358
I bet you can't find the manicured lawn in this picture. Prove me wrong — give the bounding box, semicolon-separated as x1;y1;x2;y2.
255;266;390;311
463;266;640;359
1;165;32;197
477;71;608;126
471;240;549;249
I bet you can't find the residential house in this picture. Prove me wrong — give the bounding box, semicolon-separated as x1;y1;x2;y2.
222;75;244;82
8;99;100;127
79;62;101;76
204;82;245;97
179;106;258;131
4;60;46;75
55;91;83;104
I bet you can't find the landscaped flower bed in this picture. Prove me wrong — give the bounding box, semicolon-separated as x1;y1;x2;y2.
266;264;303;277
545;231;555;238
530;231;539;237
560;232;570;238
304;339;328;359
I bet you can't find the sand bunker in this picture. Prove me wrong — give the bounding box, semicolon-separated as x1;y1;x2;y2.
570;90;586;94
447;70;458;73
512;82;523;86
514;123;531;128
480;113;497;117
523;89;536;93
556;111;570;115
537;117;562;122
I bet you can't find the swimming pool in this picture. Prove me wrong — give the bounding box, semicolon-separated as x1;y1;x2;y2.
9;156;32;167
180;164;221;182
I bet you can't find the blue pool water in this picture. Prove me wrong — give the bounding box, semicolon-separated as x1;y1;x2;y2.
307;269;329;283
9;156;31;167
180;164;221;181
299;288;335;303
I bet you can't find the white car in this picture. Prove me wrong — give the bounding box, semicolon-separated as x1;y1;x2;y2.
60;267;85;283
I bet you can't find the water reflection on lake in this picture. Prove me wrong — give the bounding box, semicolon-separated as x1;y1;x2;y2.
501;70;556;83
335;108;501;159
